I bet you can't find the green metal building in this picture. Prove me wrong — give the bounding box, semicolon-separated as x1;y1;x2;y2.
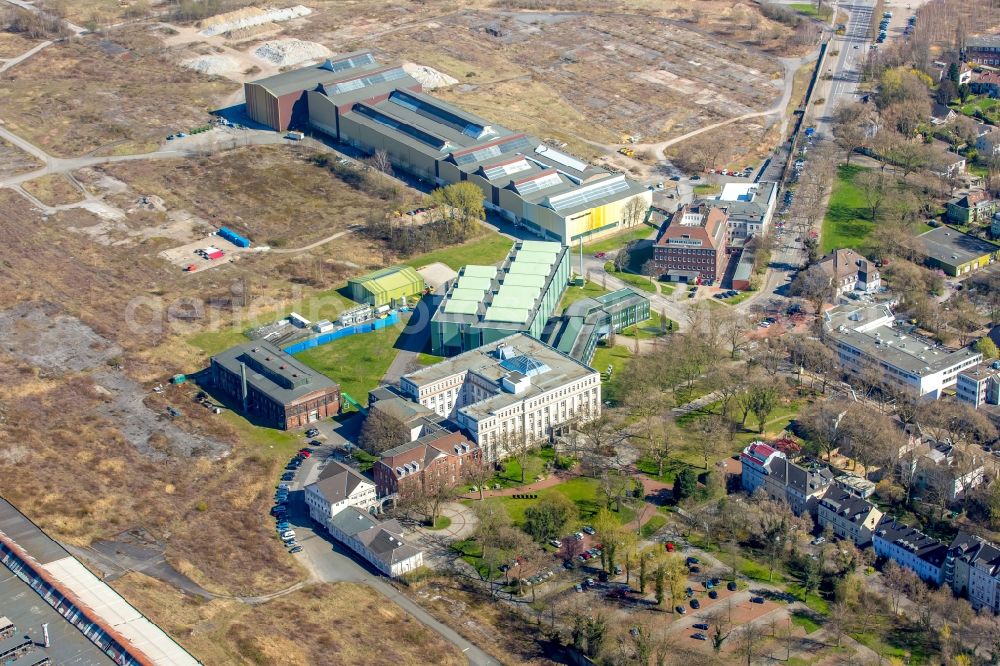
347;265;425;307
431;241;570;356
543;288;651;365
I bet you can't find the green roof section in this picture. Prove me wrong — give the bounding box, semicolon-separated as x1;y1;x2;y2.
450;287;488;301
347;265;425;306
484;306;531;323
462;264;499;278
502;273;546;288
519;240;562;253
508;261;553;276
512;250;556;266
456;275;494;292
444;299;479;315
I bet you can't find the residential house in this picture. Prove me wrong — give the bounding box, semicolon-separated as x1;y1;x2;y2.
930;151;967;179
836;474;877;499
978;129;1000;159
915;442;986;502
815;248;881;296
930;103;957;126
817;486;884;547
971;71;1000;97
946;190;996;226
653;204;729;284
873;518;949;585
326;506;424;577
956;362;1000;409
739;442;834;515
947;532;1000;613
304;460;378;525
366;397;444;444
373;430;479;498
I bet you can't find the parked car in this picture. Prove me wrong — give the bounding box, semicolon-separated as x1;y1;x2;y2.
583;526;596;535
708;590;718;599
690;599;701;609
305;428;319;437
693;623;709;631
549;539;562;548
281;530;296;541
574;532;584;541
689;565;701;573
750;596;765;604
685;587;694;597
727;581;738;591
581;552;592;560
665;542;675;552
575;584;583;592
692;633;708;641
675;606;687;614
585;577;595;587
686;556;700;565
811;536;826;546
289;546;303;554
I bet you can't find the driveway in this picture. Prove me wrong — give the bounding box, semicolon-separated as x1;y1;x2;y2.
280;454;501;666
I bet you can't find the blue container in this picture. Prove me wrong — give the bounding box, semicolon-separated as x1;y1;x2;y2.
218;226;251;248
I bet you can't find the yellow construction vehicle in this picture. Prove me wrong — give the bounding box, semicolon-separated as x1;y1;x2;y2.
618;147;635;157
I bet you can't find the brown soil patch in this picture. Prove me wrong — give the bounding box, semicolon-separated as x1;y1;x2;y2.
22;173;83;206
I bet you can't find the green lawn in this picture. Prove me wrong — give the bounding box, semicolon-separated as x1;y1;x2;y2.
822;164;873;254
583;225;654;254
402;230;512;271
693;183;721;195
591;344;633;404
351;448;379;472
790;2;833;19
428;515;452;530
790;610;823;634
787;583;830;614
657;281;675;295
721;291;754;305
960;96;1000;117
603;263;657;293
294;317;406;402
640;514;667;538
621;311;673;340
416;352;443;366
187;286;356;357
482;449;555;489
475;476;635;527
558;279;611;313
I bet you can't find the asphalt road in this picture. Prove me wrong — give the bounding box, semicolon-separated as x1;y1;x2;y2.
815;0;877;136
278;436;501;666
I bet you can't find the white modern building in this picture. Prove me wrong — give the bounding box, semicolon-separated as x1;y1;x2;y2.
304;460;378;524
873;518;949;585
956;363;1000;409
399;334;601;462
823;304;982;398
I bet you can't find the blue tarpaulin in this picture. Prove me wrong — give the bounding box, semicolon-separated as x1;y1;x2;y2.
283;311;399;355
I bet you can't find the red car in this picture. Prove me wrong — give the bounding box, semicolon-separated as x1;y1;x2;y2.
665;542;675;552
594;252;606;259
298;449;312;458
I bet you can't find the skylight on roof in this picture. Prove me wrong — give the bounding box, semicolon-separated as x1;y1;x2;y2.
329;67;409;95
320;52;376;73
534;144;589;172
545;175;630;211
499;354;551;377
483;159;532;181
453;135;533;165
514;171;562;196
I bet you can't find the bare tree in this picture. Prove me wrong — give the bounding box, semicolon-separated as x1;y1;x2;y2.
369;149;394;176
855;169;888;221
622;196;648;228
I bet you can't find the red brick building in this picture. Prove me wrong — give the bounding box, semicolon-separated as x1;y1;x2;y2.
373;431;479;498
210;341;340;430
653;204;728;284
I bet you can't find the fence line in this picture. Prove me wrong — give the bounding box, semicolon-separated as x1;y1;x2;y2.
282;311;400;355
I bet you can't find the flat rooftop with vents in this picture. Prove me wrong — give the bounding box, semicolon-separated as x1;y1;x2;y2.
910;226;999;276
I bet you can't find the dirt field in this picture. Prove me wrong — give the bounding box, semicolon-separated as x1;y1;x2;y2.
362;10;782;154
22;173;83;206
0;137;41;179
0;30;232;157
114;574;466;666
0;30;41;58
94;145;400;250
